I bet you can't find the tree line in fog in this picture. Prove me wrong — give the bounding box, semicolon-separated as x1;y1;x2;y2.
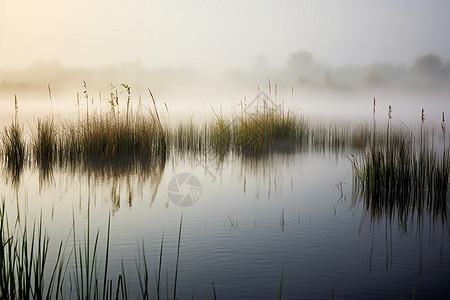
1;51;449;92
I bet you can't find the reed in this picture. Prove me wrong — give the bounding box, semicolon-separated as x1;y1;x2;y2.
1;199;291;299
310;123;327;152
232;107;307;154
0;202;122;299
2;85;447;211
2;95;26;177
309;122;372;153
276;267;285;300
351;110;450;229
57;107;167;166
32;118;57;173
1;84;388;173
2;122;26;176
209;113;232;157
0;202;66;299
171;118;206;155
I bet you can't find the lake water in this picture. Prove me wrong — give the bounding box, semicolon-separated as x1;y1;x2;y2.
1;87;449;299
2;148;449;299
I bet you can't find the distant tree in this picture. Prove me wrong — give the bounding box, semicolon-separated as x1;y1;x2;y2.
364;62;407;87
443;60;450;77
251;54;269;71
287;51;315;71
413;53;443;74
286;50;325;84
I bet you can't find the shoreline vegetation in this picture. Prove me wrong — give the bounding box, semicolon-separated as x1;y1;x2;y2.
1;85;448;169
1;203;284;299
1;85;449;217
1;85;449;299
1;85;449;202
2;52;450;93
1;205;210;299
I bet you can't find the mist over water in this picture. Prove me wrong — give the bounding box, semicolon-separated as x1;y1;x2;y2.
1;51;449;128
1;2;450;298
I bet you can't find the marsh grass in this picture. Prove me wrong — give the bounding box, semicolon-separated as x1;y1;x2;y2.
351;117;450;228
2;122;27;186
171;118;206;155
2;86;384;177
33;118;57;163
2;87;449;298
232;108;308;155
1;202;196;299
209;114;232;157
3;86;448;207
3;200;288;299
0;202;65;299
32;118;57;184
2;122;26;171
55;106;168;172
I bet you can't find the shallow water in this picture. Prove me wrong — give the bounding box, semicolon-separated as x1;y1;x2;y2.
2;148;449;299
1;85;449;298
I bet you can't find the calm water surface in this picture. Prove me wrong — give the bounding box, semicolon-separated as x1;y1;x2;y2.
1;88;449;299
2;149;449;299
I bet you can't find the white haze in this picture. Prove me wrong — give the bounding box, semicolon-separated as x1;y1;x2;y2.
0;0;449;127
1;0;450;70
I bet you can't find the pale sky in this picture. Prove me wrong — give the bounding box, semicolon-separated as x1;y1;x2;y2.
1;0;449;70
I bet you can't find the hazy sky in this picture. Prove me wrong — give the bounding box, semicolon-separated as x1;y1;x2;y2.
1;0;449;70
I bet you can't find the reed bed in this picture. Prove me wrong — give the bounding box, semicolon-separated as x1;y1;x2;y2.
60;111;167;163
351;117;450;228
0;204;233;299
32;118;57;164
1;121;27;187
1;89;448;211
171;118;206;155
209;114;232;157
0;201;61;299
1;88;379;175
1;88;449;298
232;108;309;154
2;122;26;174
32;118;57;183
309;122;372;154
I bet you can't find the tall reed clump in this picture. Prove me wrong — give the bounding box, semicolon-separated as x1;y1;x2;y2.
1;201;196;299
2;95;26;179
2;123;26;173
171;118;206;155
0;202;66;299
233;108;308;155
309;122;371;153
79;112;165;162
351;107;450;227
350;125;371;151
32;118;57;169
57;88;168;168
70;212;122;299
209;113;232;157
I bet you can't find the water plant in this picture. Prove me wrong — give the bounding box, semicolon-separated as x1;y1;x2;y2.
0;202;65;299
171;117;206;155
2;96;26;185
1;200;233;300
232;107;307;155
351;107;450;229
2;122;26;177
2;85;448;212
209;112;232;158
0;84;390;176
